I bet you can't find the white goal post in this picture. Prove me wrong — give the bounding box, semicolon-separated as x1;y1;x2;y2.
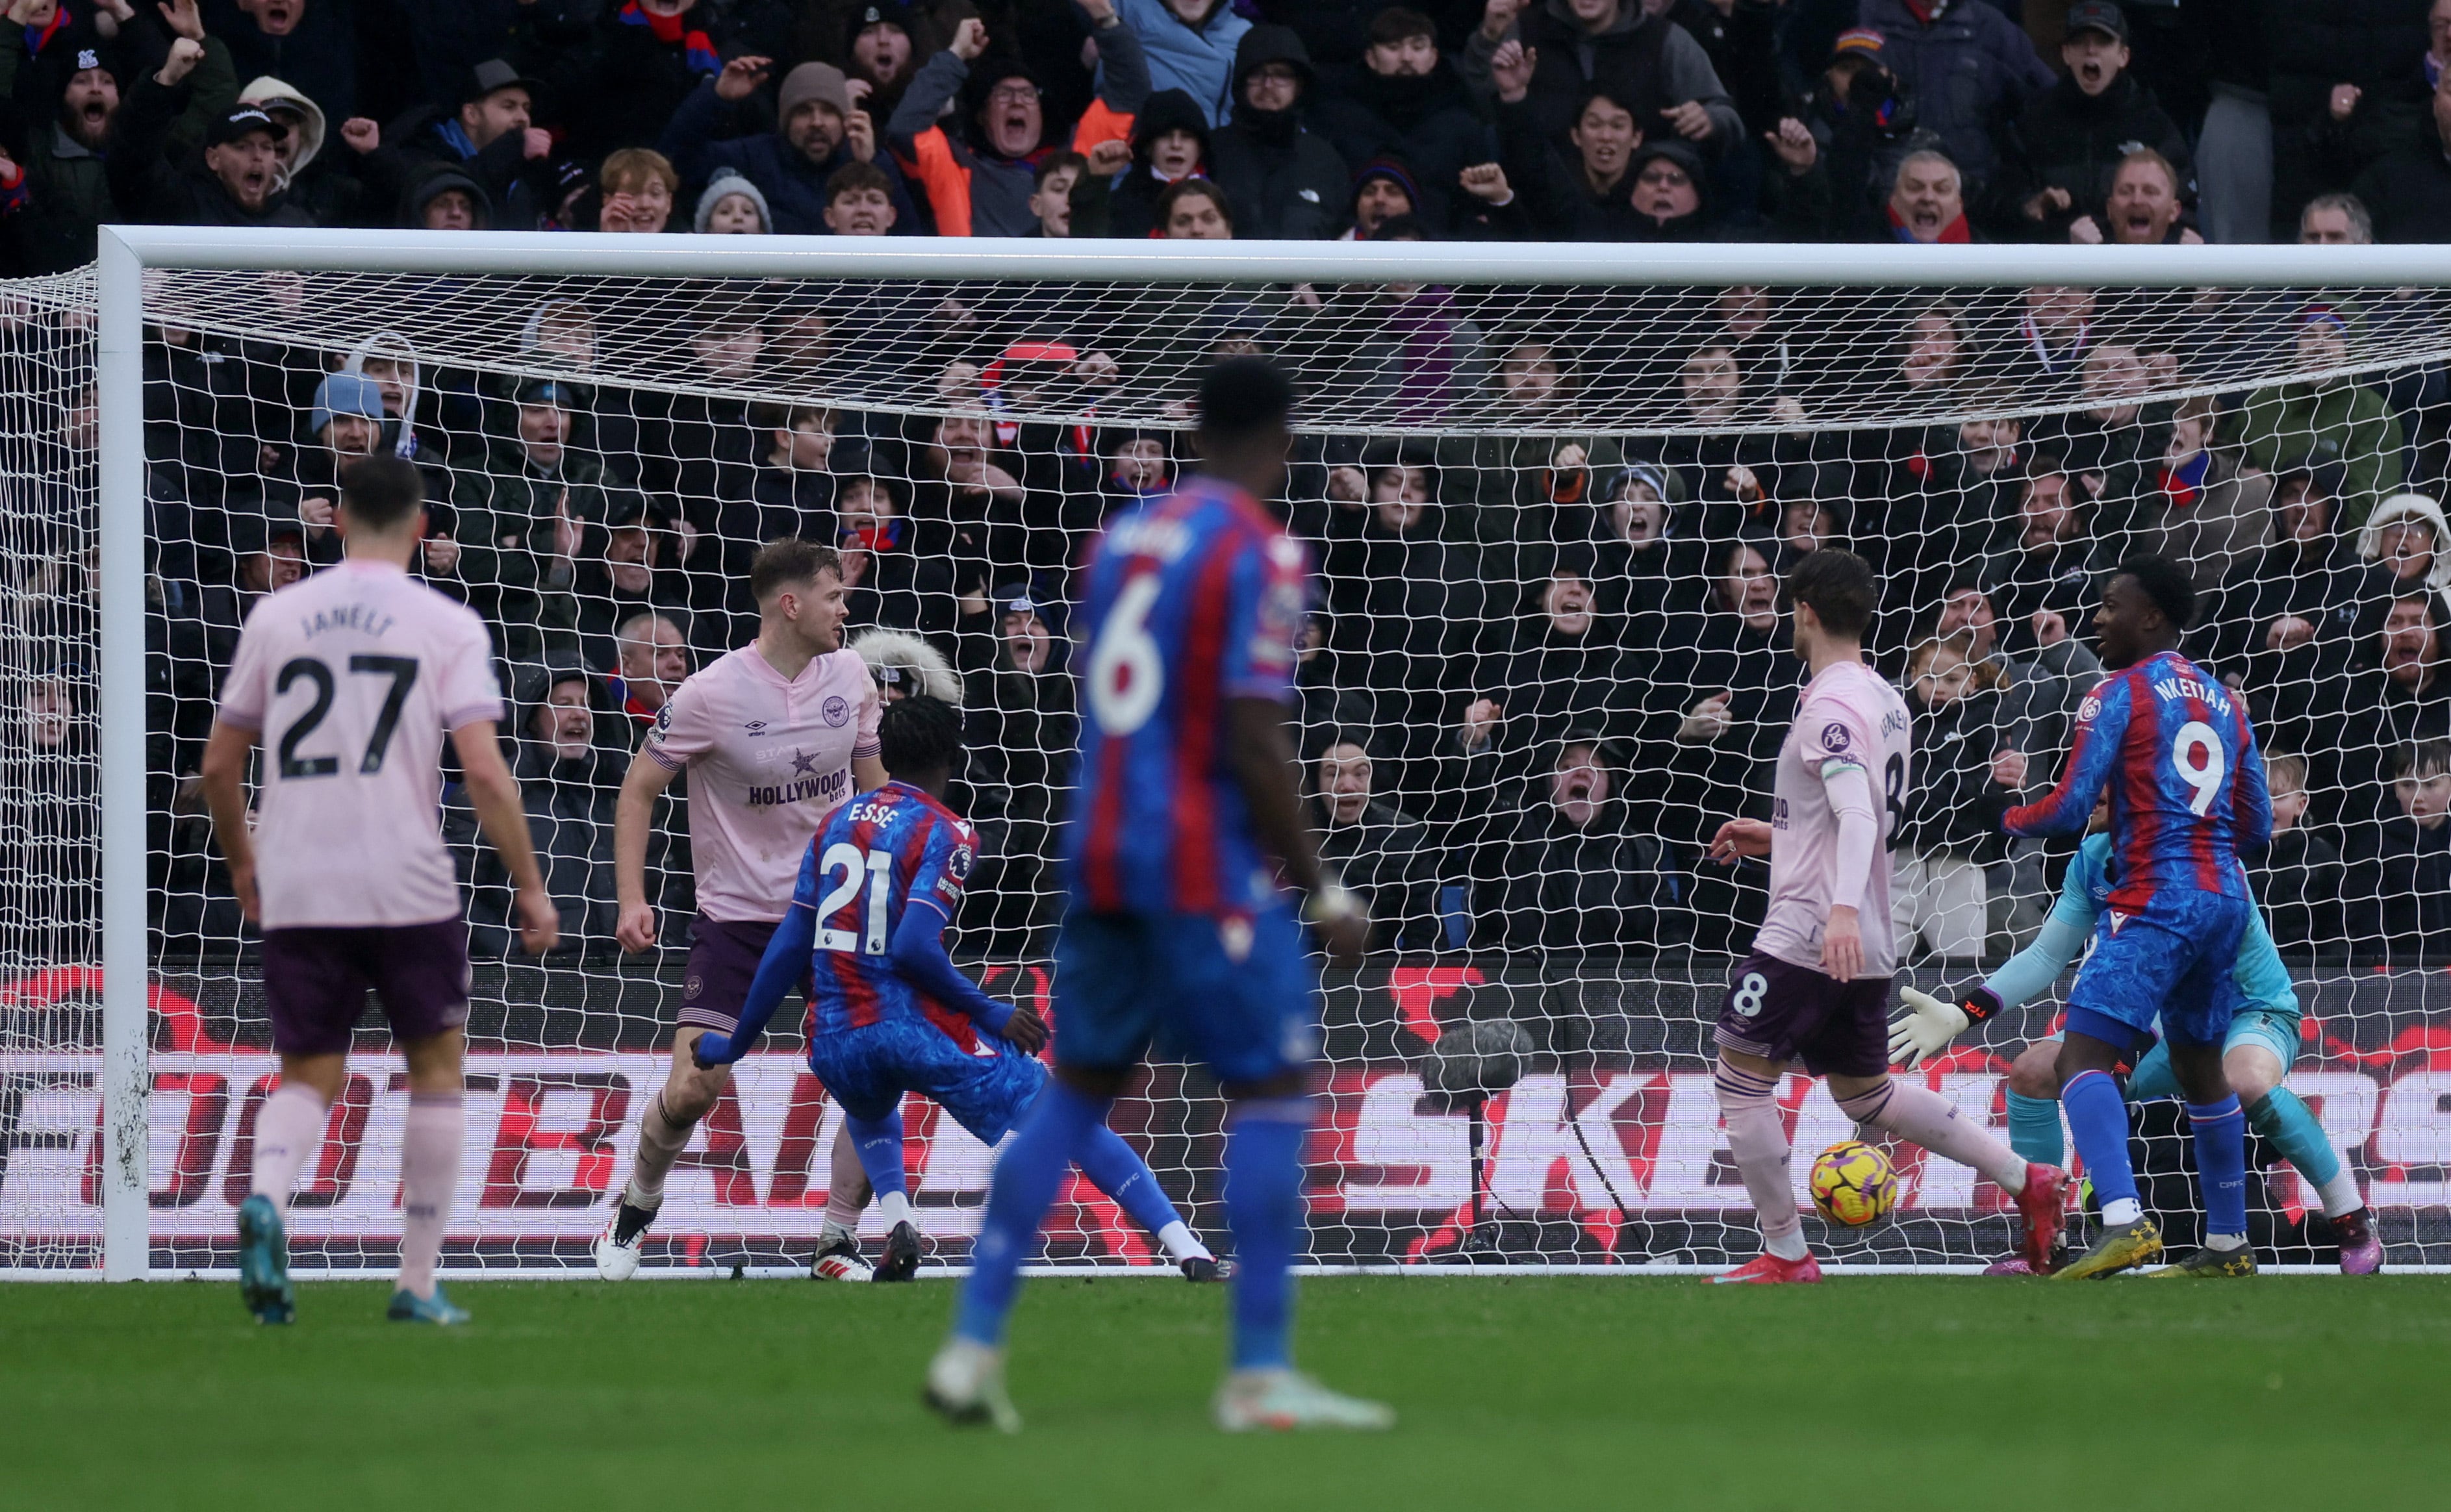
57;228;2451;1279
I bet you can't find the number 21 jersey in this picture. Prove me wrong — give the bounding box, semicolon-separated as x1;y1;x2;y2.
1063;477;1307;916
1755;659;1912;980
217;558;505;929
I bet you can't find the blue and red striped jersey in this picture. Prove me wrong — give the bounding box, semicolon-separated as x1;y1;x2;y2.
1062;476;1308;916
2003;649;2273;909
795;781;982;1048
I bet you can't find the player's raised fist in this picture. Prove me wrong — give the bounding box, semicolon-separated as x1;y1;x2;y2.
616;899;658;953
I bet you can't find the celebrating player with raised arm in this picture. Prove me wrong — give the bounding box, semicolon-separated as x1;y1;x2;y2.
199;456;559;1326
691;696;1223;1283
1994;556;2273;1279
1704;549;2068;1284
1889;816;2382;1275
924;359;1386;1435
596;538;888;1281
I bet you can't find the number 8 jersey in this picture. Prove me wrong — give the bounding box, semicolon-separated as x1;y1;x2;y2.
1756;658;1914;979
2004;648;2272;909
216;557;505;929
1064;477;1308;917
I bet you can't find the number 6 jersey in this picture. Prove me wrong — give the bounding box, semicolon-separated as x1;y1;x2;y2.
1063;477;1308;917
2004;647;2272;909
216;557;505;929
1755;658;1913;981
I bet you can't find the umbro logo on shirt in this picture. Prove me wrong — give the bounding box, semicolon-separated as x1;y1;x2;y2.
742;720;769;734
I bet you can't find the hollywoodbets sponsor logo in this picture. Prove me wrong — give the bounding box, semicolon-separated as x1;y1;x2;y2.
743;765;846;809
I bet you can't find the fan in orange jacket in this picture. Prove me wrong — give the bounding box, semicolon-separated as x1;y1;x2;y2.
883;1;1149;237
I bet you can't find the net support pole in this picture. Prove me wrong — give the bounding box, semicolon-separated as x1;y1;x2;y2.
96;227;150;1279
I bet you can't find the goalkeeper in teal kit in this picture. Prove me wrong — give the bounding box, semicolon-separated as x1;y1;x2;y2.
1888;824;2383;1276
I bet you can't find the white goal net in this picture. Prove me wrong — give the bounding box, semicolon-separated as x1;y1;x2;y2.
8;234;2451;1275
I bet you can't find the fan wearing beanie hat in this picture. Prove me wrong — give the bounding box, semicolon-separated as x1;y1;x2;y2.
658;53;922;234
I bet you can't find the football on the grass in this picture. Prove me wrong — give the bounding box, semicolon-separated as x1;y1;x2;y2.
1809;1140;1898;1228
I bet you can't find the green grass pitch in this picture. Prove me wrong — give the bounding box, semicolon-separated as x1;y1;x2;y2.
5;1275;2446;1511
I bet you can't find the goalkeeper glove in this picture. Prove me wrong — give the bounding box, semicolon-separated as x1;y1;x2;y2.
1885;985;2002;1070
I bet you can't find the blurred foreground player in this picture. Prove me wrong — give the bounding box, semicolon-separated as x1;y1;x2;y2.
1703;549;2069;1283
1998;557;2272;1279
926;359;1387;1434
200;456;558;1326
691;696;1222;1281
598;538;887;1281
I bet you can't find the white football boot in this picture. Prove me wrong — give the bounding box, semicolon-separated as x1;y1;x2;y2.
592;1198;653;1281
923;1338;1022;1433
1213;1369;1396;1432
810;1232;874;1281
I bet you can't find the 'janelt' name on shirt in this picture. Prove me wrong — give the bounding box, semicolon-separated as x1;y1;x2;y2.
299;603;398;640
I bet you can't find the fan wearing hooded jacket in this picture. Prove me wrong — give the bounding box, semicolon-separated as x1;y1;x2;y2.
1208;25;1351;240
887;1;1149;237
1064;84;1209;236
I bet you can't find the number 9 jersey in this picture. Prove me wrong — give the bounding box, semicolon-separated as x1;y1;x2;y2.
2003;648;2273;910
215;557;505;929
1063;479;1308;917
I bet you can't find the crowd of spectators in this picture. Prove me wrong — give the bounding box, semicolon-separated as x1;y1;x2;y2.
77;252;2451;972
6;0;2451;970
10;0;2451;260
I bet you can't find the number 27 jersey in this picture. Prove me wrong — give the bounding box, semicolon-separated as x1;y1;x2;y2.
1755;659;1912;980
216;559;505;930
1064;477;1308;917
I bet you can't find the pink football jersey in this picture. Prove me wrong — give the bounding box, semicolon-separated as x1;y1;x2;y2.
1754;659;1912;980
641;643;882;921
216;559;504;929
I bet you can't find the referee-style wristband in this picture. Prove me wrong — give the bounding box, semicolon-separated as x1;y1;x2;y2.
1959;986;2005;1023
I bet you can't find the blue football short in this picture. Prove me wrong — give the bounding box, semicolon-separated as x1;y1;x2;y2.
807;1019;1049;1145
2065;889;2251;1051
1052;905;1319;1087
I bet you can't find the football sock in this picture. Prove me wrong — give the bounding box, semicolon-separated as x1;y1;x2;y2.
249;1080;328;1216
2315;1172;2366;1220
1712;1060;1805;1259
1074;1123;1197;1252
1222;1098;1310;1372
2243;1089;2354;1214
846;1110;907;1196
2063;1069;2140;1225
399;1091;464;1300
2187;1095;2250;1241
1838;1079;2026;1195
624;1090;692;1211
952;1078;1106;1348
822;1126;867;1239
1155;1220;1211;1264
2005;1090;2066;1169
